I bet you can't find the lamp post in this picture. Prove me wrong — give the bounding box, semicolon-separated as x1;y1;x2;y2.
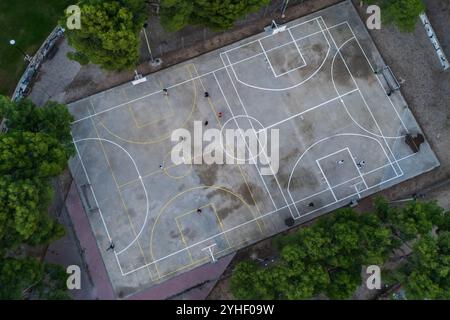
9;40;33;62
142;23;154;62
281;0;290;19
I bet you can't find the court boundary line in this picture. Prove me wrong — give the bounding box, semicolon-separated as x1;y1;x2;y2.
286;132;402;217
120;151;416;276
71;18;348;125
219;52;298;219
320;17;404;179
315;147;368;203
69;15;421;278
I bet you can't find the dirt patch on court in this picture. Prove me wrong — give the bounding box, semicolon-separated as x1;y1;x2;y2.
238;182;258;206
193;163;219;185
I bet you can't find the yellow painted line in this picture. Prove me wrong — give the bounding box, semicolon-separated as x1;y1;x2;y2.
211;203;232;248
174;203;232;255
191;63;265;233
99;64;198;145
149;185;257;264
118;152;204;189
162;148;193;180
174;218;194;264
175;203;213;220
122;87;175;129
153;256;210;281
88;100;155;281
154;236;251;281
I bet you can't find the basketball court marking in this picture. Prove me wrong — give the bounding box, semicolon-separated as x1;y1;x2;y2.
68;8;438;286
73;18;408;272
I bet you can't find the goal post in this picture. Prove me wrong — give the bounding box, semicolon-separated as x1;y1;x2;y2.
264;20;287;35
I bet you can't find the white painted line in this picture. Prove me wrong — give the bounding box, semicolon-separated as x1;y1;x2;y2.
71;20;348;125
73;137;113;242
347;148;369;189
345;22;409;133
316;159;338;201
258;39;277;77
74;137;150;256
316;147;350;162
221;53;298;219
122;151;416;276
213;72;278;210
320;17;403;178
288;27;307;67
223;17;322;55
201;244;217;262
286;132;402;212
258;89;358;133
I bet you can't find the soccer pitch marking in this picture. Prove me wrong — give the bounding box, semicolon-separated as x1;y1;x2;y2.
95;65;198;145
71;16;342;125
286;132;402;218
119;150;417;277
70;15;416;277
319;17;405;180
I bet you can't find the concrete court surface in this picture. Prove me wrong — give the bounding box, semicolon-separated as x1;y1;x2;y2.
68;1;440;298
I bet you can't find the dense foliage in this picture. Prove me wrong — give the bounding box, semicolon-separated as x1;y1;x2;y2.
231;198;449;300
368;0;425;32
160;0;270;32
0;96;73;299
64;0;147;70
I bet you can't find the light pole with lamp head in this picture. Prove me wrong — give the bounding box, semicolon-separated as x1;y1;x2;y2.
9;40;33;62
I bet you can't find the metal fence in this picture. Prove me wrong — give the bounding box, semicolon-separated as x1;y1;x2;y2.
140;0;290;62
11;26;65;102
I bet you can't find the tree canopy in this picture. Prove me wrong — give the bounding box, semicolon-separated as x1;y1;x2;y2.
231;208;393;299
64;0;147;70
0;96;72;251
0;257;70;299
0;95;72;299
368;0;425;32
160;0;270;32
231;199;449;300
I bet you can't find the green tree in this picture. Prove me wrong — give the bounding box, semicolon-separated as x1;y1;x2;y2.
375;197;446;241
368;0;425;32
0;177;64;249
0;97;74;155
0;96;69;251
230;261;265;299
325;267;361;300
0;132;69;180
231;208;392;300
390;232;450;299
280;244;330;299
0;257;70;300
160;0;270;32
63;0;147;71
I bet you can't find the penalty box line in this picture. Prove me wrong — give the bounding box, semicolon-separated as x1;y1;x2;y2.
224;20;348;73
315;147;369;202
212;71;278;211
219;52;298;220
257;88;359;134
71;20;348;125
72;136;126;276
122;151;416;277
320;17;403;177
292;151;417;207
345;22;409;133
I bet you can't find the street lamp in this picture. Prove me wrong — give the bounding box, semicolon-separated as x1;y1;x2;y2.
142;23;154;62
281;0;290;19
9;39;33;62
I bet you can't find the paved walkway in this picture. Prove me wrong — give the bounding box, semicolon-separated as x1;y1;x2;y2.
28;39;80;106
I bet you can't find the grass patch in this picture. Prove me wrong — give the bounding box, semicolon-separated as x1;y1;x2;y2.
0;0;72;96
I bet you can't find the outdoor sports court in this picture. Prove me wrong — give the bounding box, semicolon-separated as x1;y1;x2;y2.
68;1;439;298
